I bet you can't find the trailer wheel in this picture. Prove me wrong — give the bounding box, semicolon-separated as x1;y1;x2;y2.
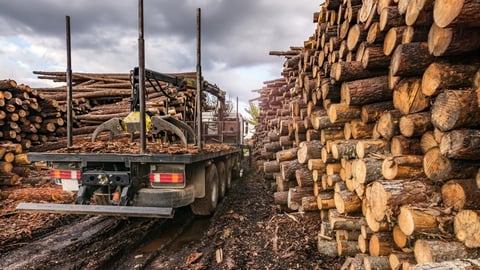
217;161;227;199
190;164;219;215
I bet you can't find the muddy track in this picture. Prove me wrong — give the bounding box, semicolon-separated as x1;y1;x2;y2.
0;208;198;270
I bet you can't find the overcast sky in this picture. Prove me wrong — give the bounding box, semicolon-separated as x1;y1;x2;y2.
0;0;320;114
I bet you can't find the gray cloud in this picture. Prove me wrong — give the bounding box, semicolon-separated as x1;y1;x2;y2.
0;0;319;111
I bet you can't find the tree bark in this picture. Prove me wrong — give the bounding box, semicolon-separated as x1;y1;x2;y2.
414;239;468;264
428;23;480;56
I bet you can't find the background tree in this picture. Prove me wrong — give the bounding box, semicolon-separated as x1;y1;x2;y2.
244;101;260;127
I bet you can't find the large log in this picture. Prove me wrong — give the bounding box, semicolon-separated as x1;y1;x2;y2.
414;239;468;264
360;101;395;124
423;147;479;182
297;140;323;164
390;42;435;77
368;179;434;222
399;111;433;138
393;78;430;115
433;0;480;28
412;259;480;270
340;76;391;106
453;209;480;248
439;129;480;160
327;103;361;124
428;23;480;56
431;89;480;132
397;205;445;236
442;178;480;210
421;61;480;97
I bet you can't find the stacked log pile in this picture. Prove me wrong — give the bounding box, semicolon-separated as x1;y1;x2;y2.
253;0;480;268
33;70;201;129
0;79;64;185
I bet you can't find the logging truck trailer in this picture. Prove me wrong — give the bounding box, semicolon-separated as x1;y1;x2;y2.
19;127;247;219
17;5;250;218
17;72;249;218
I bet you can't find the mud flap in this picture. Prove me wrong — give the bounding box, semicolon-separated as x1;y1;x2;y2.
16;203;174;218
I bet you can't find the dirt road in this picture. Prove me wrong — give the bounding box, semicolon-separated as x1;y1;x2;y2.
0;169;343;269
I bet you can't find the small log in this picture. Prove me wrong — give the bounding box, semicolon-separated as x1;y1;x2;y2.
327;103;361;124
281;160;306;181
308;158;326;171
276;147;298;162
341;76;391;106
360;101;395;124
317;239;339;257
321;126;345;144
300;196;318;212
369;233;396;256
356;157;384;185
399;111;433;138
393;225;409;248
356;139;390;159
337;240;362;257
295;167;314;187
363;256;390;270
391;135;422;155
442;178;480;210
263;161;280;174
274;191;288;205
420;131;438;154
384;26;408;56
414;239;468;264
331;140;359;160
331;61;385;83
376;110;402;140
382;155;425;180
334;189;362;214
397;205;443;236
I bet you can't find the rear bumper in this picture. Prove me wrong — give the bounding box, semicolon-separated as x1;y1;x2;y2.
134;184;196;208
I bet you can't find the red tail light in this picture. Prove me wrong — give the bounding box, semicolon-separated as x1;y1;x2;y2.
149;173;184;184
50;169;81;180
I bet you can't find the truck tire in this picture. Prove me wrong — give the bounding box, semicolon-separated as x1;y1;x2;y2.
217;161;226;199
190;164;219;215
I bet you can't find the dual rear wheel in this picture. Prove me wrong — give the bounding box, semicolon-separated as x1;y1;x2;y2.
190;158;234;216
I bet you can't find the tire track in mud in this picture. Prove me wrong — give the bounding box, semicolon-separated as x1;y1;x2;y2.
0;215;167;269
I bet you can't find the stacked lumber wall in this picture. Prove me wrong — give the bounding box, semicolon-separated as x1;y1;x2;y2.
253;0;480;268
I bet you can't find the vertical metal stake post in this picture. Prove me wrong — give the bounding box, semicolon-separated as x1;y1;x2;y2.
138;0;146;153
66;16;73;147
